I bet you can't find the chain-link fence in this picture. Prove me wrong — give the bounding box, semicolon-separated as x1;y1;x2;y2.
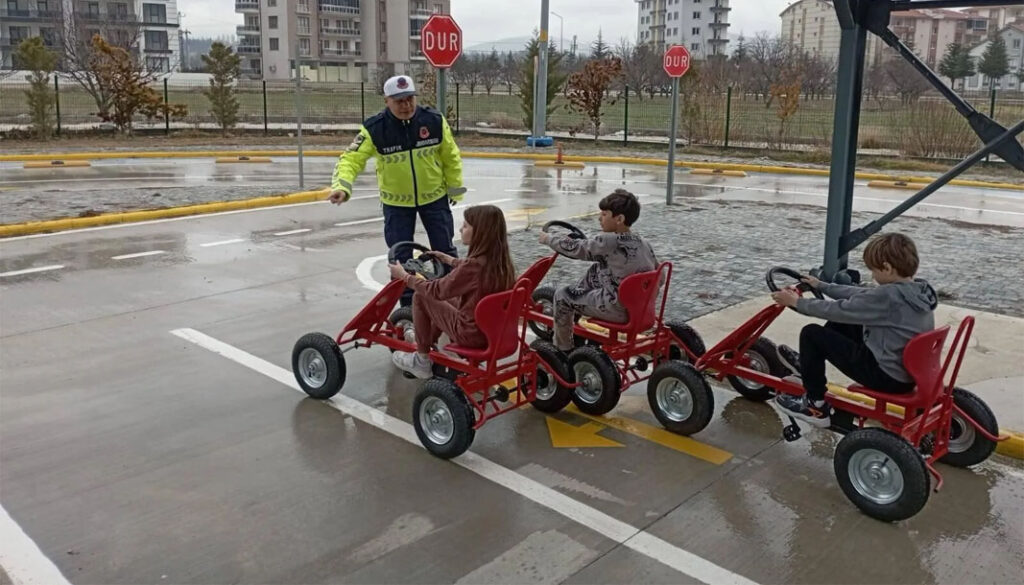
1;75;1021;160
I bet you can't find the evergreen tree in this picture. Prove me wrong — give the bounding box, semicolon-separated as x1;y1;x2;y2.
979;35;1010;89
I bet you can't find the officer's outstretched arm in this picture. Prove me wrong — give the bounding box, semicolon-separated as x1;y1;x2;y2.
439;118;466;203
331;127;376;199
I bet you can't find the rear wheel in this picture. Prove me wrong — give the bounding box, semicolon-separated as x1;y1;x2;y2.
834;428;930;522
666;321;706;364
647;360;714;435
568;346;621;416
412;378;475;459
940;387;999;468
727;337;787;402
292;333;346;399
528;286;557;341
529;340;574;413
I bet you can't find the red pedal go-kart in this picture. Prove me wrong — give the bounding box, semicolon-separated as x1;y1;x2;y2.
520;220;715;436
291;242;576;459
687;266;1005;521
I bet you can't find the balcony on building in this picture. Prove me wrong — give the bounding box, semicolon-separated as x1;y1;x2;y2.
321;47;360;57
240;66;262;77
710;3;731;14
237;24;260;36
320;27;360;37
318;2;360;15
709;37;729;44
709;20;730;30
237;44;262;54
0;6;63;21
297;27;312;36
235;0;259;12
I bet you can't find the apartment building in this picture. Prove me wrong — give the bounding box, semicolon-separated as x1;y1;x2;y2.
235;0;449;84
636;0;731;59
965;23;1024;91
963;4;1024;46
0;0;180;71
781;0;978;69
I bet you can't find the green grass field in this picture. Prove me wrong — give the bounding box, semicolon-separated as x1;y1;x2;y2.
2;79;1021;158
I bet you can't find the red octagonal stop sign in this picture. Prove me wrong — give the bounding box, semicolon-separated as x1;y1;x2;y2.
663;45;691;78
421;14;463;69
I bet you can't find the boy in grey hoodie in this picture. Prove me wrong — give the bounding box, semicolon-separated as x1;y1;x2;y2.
538;190;659;352
770;233;938;428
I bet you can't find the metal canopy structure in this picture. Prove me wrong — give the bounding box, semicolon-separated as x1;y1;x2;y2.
820;0;1024;283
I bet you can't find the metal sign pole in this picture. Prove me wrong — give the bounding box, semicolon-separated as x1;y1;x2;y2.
666;76;680;205
438;67;447;116
294;43;305;190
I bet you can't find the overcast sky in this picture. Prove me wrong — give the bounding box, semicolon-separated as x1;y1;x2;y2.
178;0;793;46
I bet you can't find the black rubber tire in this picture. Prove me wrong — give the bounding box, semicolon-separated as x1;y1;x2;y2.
388;306;415;352
834;427;930;522
727;337;787;402
568;346;621;415
529;340;574;413
292;332;346;399
528;286;557;341
412;378;476;459
940;387;999;468
666;321;706;364
647;360;715;435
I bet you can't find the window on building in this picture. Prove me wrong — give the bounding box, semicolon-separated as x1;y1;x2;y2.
298;16;310;34
145;57;169;71
1015;39;1022;49
270;37;279;50
693;11;701;19
143;3;166;23
144;30;168;50
692;27;700;35
691;42;699;51
299;37;311;55
267;0;276;6
269;15;278;28
85;2;99;16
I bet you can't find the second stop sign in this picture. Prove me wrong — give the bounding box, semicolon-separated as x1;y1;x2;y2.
663;45;691;78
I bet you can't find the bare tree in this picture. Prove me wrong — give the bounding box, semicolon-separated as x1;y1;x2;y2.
883;55;930;104
800;54;835;99
500;51;518;95
747;33;802;107
480;50;501;95
616;39;660;100
55;7;172;120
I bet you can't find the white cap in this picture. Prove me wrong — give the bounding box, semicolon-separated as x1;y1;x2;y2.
383;75;417;98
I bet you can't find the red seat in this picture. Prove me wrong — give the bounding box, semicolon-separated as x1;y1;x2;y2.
517;255;556;297
443;279;531;363
846;326;951;411
587;264;666;336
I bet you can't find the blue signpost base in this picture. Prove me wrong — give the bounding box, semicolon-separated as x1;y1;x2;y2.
527;136;554;147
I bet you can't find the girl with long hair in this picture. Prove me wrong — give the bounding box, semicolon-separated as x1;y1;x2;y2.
389;204;517;378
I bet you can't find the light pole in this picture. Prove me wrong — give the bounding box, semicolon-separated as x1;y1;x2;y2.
550;10;563;54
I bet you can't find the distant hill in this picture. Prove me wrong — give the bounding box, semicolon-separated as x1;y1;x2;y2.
465;36;533;55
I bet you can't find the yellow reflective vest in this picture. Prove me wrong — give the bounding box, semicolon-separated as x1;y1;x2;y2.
331;106;466;207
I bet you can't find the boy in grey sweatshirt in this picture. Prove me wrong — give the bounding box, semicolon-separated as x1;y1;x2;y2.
770;233;938;428
538;190;659;352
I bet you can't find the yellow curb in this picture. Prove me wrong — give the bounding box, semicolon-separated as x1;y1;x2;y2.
23;160;91;168
0;188;330;237
690;168;748;177
826;384;1024;460
215;156;273;163
2;149;1020;191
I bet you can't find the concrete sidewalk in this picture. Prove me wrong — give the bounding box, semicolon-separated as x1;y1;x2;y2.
688;298;1024;435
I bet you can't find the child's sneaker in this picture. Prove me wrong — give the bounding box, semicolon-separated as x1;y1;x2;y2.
777;345;801;376
392;351;432;379
775;393;831;428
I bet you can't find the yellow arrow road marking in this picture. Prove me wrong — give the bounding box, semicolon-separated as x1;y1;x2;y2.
546;417;624;448
566;404;732;465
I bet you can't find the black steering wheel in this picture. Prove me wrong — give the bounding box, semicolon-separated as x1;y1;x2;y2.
765;266;825;300
387;241;446;281
542;220;586;240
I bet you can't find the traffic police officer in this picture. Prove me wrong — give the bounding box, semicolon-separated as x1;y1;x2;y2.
329;74;466;306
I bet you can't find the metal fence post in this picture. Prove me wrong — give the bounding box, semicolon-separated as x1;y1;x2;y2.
623;85;629;146
163;78;170;135
985;87;996;163
455;83;460;135
360;81;365;120
54;75;61;136
724;86;732;149
262;80;268;135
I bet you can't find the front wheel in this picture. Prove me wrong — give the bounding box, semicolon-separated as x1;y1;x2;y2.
647;360;714;435
527;286;557;341
568;346;621;416
726;337;787;402
834;428;930;522
412;378;476;459
666;321;706;364
940;387;999;468
292;333;346;399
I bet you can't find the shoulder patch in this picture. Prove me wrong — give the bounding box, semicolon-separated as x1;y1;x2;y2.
347;133;366;152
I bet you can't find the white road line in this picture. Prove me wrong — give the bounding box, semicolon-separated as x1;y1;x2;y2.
169;327;758;585
273;228;311;236
356;254;388;292
0;264;64;278
0;503;74;585
200;238;246;247
111;250;165;260
336;217;384;227
504;189;536;193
